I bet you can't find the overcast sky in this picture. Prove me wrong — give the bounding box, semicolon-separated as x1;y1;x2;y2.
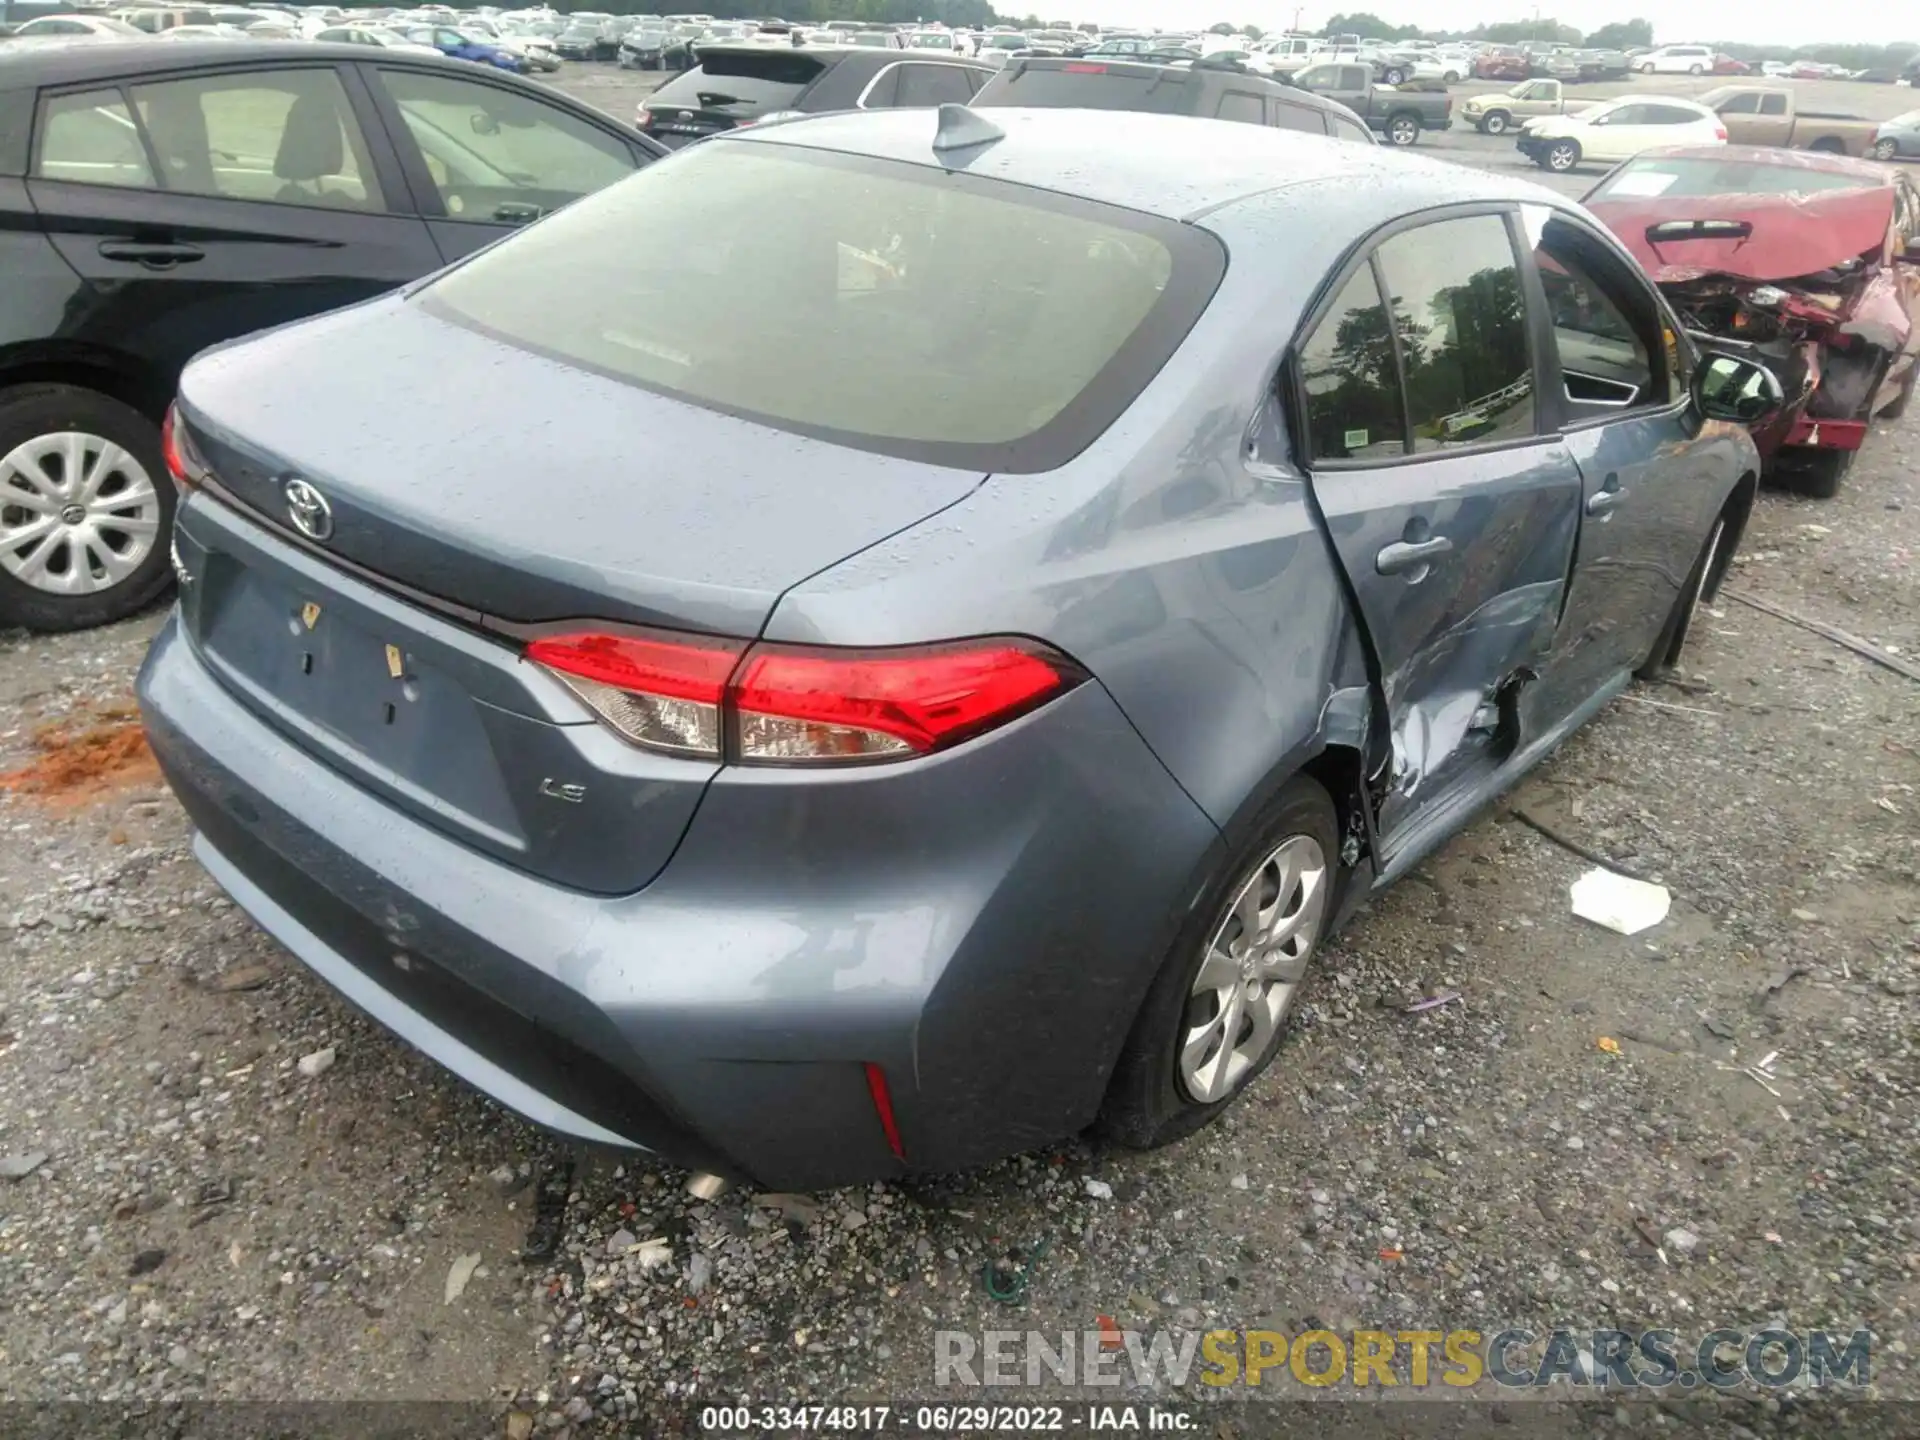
1055;1;1899;47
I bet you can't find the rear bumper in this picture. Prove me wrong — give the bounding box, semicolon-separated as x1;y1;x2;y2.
138;608;1219;1190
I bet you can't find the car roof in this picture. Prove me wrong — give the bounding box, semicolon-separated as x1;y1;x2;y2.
732;105;1553;223
0;37;483;91
1633;142;1891;181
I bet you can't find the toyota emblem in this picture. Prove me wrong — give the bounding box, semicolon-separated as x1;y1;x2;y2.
284;478;333;541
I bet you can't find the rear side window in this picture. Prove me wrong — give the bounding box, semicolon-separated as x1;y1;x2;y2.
1269;98;1324;134
1216;91;1264;124
972;65;1193;113
420;142;1223;471
1644;104;1707;125
35;89;156;190
1298;264;1407;461
1373;216;1533;452
1329;113;1373;144
1760;92;1788;116
894;64;976;107
128;68;384;210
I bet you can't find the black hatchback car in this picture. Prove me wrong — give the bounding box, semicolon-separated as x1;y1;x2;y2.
637;45;991;147
972;56;1377;144
0;40;663;632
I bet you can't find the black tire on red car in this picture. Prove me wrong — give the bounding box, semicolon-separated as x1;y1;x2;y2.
1776;448;1852;500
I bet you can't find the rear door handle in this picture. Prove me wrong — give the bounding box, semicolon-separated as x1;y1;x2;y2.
97;241;204;268
1375;536;1453;576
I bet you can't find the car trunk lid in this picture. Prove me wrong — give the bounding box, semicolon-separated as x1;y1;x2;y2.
171;297;985;892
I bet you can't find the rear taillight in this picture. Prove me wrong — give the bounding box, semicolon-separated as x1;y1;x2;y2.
1064;61;1107;72
525;630;742;757
160;402;203;492
635;105;652;127
1713;125;1728;141
526;629;1083;765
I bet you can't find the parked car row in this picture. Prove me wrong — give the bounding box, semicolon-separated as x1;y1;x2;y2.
1506;85;1883;169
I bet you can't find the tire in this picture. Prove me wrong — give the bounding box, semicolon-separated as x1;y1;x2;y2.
1386;113;1420;146
1099;776;1341;1150
1638;61;1655;74
1809;137;1846;155
1481;109;1511;135
0;384;175;634
1688;64;1704;75
1444;69;1460;83
1544;138;1581;172
1383;66;1406;85
1638;511;1729;677
1775;447;1853;499
1873;137;1899;161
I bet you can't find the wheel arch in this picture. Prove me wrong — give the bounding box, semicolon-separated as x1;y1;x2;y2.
1707;468;1759;603
0;342;174;424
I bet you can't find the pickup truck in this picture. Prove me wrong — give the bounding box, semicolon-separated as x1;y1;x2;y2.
1287;60;1452;145
1458;78;1595;135
1699;85;1879;156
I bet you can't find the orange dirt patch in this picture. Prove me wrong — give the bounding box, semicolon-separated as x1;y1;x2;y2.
0;704;160;810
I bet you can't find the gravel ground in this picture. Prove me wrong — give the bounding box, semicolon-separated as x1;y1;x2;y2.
1;64;1916;1432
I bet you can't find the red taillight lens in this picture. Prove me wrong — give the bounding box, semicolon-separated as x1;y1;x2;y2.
160;402;202;491
1713;125;1728;141
526;632;1082;765
733;640;1075;762
526;630;744;758
1064;61;1106;72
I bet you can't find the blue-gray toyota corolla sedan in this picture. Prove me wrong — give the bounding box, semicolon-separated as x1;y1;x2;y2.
138;106;1775;1190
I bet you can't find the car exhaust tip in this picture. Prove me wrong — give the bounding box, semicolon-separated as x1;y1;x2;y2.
685;1171;730;1201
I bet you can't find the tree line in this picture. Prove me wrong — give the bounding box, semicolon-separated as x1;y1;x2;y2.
1319;11;1915;68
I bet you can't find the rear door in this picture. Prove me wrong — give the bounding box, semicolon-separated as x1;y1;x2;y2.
1293;209;1583;837
363;63;649;261
27;63;441;386
1519;205;1708;712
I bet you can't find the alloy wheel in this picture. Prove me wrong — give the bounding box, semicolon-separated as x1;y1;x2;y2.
0;431;162;597
1178;834;1329;1104
1548;142;1578;171
1873;138;1898;161
1389;117;1418;144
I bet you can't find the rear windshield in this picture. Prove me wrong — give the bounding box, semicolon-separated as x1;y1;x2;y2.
973;64;1194;112
1589;157;1879;200
419;142;1223;472
647;51;827;110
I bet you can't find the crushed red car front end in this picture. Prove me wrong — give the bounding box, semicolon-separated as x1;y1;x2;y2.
1587;180;1915;472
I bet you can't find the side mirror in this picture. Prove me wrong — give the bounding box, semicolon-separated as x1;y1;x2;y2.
1695;353;1784;424
470;111;501;137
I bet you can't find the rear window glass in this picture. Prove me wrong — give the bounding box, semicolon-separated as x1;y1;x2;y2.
973;65;1194;113
419;142;1223;472
648;51;826;111
1589;157;1879;200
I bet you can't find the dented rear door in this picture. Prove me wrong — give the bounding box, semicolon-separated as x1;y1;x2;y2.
1296;212;1582;837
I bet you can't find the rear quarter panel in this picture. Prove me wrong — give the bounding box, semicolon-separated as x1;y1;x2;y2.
763;188;1390;832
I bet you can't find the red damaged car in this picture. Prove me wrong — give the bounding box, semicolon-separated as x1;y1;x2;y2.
1583;146;1920;496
